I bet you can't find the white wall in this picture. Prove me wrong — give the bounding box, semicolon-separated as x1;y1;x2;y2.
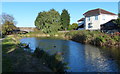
99;14;118;25
85;14;100;30
85;14;118;30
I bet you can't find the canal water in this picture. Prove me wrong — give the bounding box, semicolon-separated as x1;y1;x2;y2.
20;37;120;72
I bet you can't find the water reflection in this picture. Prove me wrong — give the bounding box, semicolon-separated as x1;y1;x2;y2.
84;45;118;72
20;37;120;72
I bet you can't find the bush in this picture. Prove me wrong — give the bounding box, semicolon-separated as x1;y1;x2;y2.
65;30;120;47
33;48;68;72
68;23;78;30
113;35;120;41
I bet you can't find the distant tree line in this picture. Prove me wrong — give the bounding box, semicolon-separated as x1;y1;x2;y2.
0;9;79;37
35;9;78;34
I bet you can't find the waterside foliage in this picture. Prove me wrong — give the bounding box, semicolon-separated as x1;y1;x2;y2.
65;30;120;48
14;30;120;48
33;48;68;72
2;36;68;72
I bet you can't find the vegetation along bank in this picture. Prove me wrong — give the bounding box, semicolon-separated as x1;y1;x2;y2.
2;35;68;72
65;30;120;48
16;30;120;48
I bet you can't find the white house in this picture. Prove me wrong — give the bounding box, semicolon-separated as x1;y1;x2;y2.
77;8;118;30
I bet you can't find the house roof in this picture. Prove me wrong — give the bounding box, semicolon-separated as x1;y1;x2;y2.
77;18;85;22
83;8;117;16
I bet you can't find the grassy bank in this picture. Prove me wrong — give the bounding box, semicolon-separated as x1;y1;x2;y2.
2;36;51;72
2;30;120;72
33;48;68;72
18;31;48;37
12;30;120;48
2;35;67;72
17;31;66;39
65;30;120;48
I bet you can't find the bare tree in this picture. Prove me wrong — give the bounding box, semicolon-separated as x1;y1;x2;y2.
0;13;16;25
0;13;17;35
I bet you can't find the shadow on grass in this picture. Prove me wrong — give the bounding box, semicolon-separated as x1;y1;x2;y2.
2;37;68;72
2;42;24;72
2;44;17;53
2;47;53;72
3;43;68;72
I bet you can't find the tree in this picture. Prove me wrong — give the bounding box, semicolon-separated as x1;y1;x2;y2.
118;1;120;18
113;15;120;32
68;23;78;30
114;18;120;28
35;9;61;34
0;13;17;35
60;9;70;30
115;1;120;29
118;13;120;18
113;4;120;31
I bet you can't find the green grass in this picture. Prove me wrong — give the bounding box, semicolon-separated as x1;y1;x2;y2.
33;48;69;72
2;35;67;72
2;37;17;72
65;30;120;47
27;31;44;34
18;31;48;37
2;30;119;72
2;36;18;53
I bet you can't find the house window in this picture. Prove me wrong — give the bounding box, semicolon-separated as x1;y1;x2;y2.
95;16;98;20
87;17;90;21
88;23;92;28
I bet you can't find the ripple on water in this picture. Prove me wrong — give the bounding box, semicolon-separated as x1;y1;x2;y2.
20;37;120;72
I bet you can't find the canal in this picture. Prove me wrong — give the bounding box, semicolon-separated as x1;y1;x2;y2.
20;37;120;72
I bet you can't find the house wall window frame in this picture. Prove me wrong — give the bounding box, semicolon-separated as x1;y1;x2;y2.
95;15;98;20
87;17;90;21
88;23;93;28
